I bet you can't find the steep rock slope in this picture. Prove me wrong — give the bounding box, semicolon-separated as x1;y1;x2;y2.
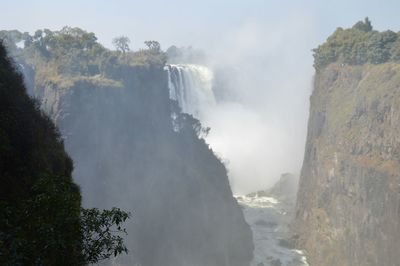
26;55;253;265
0;44;83;264
295;62;400;266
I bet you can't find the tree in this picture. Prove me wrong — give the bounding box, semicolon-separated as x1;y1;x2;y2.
81;208;130;264
367;30;398;64
113;36;130;53
353;17;373;32
0;30;23;54
144;40;161;51
166;45;180;58
312;18;400;70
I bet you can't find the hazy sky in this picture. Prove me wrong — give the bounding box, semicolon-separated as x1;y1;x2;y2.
2;0;399;192
1;0;400;50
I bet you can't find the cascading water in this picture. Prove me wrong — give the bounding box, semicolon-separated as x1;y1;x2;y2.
165;62;309;266
165;64;215;119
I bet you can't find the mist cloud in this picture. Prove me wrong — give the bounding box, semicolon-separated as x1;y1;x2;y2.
201;15;316;194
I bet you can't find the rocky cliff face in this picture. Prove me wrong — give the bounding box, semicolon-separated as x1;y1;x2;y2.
295;63;400;266
29;64;253;266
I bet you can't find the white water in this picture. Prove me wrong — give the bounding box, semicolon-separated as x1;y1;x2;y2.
165;64;215;119
236;194;309;266
165;65;309;265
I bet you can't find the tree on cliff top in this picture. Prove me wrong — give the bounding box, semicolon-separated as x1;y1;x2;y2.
313;18;400;70
113;36;131;53
352;17;373;32
144;40;161;51
0;27;167;89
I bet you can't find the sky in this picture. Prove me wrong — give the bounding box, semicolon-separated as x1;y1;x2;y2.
2;0;400;193
1;0;400;50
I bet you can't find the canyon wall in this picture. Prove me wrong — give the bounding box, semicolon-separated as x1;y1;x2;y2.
295;63;400;266
28;62;253;266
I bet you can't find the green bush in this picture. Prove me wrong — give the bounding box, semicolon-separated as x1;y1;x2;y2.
0;27;167;88
313;18;400;70
0;43;130;265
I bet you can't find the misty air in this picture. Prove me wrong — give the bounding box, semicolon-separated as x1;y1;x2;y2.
1;1;399;266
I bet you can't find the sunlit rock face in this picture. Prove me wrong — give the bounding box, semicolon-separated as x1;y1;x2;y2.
28;63;253;266
294;63;400;266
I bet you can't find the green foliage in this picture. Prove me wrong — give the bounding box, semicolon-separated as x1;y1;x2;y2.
81;208;130;264
352;17;373;32
0;42;84;265
171;101;210;139
128;48;167;67
144;40;161;51
313;18;400;70
0;27;167;89
0;175;83;265
0;43;130;265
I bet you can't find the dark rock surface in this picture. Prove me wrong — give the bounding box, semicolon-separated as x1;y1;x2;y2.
28;64;253;266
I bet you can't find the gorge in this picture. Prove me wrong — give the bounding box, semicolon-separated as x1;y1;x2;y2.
1;14;400;266
1;28;254;266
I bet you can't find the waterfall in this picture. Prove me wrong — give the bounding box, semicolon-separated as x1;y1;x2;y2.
165;64;215;118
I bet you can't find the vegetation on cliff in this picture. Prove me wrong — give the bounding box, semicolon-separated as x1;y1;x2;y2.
0;43;129;265
313;18;400;70
296;19;400;266
0;26;254;266
0;27;167;89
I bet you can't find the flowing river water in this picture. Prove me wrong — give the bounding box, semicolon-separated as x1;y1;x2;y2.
236;194;309;266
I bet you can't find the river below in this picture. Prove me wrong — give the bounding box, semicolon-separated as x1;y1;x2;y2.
236;194;309;266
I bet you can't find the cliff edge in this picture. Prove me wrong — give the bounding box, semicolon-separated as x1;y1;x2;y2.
0;28;254;266
295;62;400;266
